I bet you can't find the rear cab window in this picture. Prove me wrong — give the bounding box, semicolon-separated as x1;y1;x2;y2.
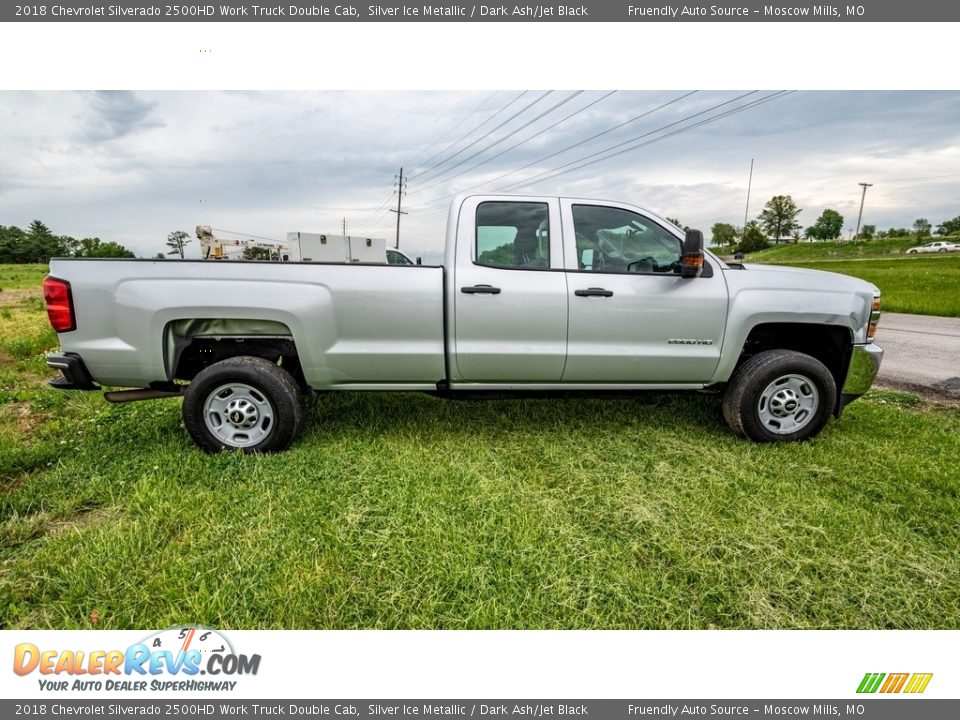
475;201;551;270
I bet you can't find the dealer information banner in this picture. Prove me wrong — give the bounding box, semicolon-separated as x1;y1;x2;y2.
2;700;959;720
4;0;960;22
2;630;957;718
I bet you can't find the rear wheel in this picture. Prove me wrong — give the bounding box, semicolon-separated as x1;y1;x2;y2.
183;356;304;453
722;349;836;442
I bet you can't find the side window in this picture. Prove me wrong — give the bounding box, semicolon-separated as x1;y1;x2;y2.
572;204;681;275
475;201;550;269
386;249;412;265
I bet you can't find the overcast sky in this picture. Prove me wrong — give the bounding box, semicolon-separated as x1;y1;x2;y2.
2;90;959;261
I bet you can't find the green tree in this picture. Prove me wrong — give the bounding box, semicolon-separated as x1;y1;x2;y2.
736;222;770;253
477;243;515;267
758;195;801;242
913;218;932;237
242;246;273;260
710;222;737;248
860;224;876;239
166;230;190;259
936;216;960;236
0;222;134;262
0;225;28;263
75;237;135;258
666;217;688;230
26;220;74;261
807;209;844;241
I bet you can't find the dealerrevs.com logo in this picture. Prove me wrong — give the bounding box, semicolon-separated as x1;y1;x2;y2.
13;626;261;693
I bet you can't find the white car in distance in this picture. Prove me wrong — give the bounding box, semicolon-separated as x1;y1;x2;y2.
906;240;958;254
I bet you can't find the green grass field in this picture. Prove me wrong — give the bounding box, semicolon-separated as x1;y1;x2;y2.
2;264;959;630
748;255;960;317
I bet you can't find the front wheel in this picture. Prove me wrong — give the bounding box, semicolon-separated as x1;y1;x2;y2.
183;356;304;453
722;349;836;443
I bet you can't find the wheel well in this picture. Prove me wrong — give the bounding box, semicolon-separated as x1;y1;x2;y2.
166;319;307;391
737;323;852;391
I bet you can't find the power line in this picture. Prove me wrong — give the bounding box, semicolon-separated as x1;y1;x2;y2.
408;90;618;203
882;173;960;184
410;91;585;193
410;90;552;181
496;90;761;192
405;92;795;216
500;91;794;194
409;91;529;179
349;184;399;228
407;91;500;172
455;90;700;196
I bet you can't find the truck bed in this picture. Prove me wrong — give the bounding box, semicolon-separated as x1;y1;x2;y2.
49;259;446;390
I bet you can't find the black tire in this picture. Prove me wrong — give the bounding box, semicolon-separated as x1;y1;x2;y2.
722;349;836;443
183;356;304;454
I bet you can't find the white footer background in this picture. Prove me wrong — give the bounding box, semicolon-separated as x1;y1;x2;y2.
2;630;955;699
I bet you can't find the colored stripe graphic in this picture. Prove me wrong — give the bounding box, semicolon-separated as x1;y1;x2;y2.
880;673;909;693
857;673;885;693
904;673;934;694
857;672;932;694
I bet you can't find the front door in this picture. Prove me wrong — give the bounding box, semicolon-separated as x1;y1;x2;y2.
453;197;568;382
561;200;728;383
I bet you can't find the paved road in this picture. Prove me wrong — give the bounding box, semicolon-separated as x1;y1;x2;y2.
874;313;960;397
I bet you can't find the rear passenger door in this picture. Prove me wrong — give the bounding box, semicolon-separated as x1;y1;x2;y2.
453;197;568;382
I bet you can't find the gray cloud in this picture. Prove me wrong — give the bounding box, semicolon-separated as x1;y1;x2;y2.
0;90;958;259
82;91;162;142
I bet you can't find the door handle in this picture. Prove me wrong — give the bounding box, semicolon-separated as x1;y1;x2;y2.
461;284;502;295
575;287;614;297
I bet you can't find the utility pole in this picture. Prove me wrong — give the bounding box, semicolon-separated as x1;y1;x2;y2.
389;166;407;249
342;217;347;236
743;159;754;235
855;182;873;240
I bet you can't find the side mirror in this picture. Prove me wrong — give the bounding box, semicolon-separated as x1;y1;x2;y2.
416;257;422;265
580;248;594;269
680;229;704;278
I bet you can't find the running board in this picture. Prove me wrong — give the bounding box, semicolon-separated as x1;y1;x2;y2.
104;387;184;404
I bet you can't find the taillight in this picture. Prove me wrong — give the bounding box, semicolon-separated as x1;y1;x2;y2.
42;277;76;332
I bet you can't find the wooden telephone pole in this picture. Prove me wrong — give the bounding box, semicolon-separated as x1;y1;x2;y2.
389;167;407;249
855;182;872;240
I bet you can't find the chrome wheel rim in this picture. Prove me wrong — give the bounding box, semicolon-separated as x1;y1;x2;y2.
757;373;819;435
203;383;274;448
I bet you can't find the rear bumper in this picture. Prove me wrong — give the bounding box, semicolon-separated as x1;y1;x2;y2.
837;343;883;414
46;352;100;391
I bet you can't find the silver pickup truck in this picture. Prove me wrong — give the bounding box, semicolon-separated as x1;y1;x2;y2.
42;194;883;452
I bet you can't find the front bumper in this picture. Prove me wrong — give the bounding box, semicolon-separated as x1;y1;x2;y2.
46;352;100;391
837;343;883;414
